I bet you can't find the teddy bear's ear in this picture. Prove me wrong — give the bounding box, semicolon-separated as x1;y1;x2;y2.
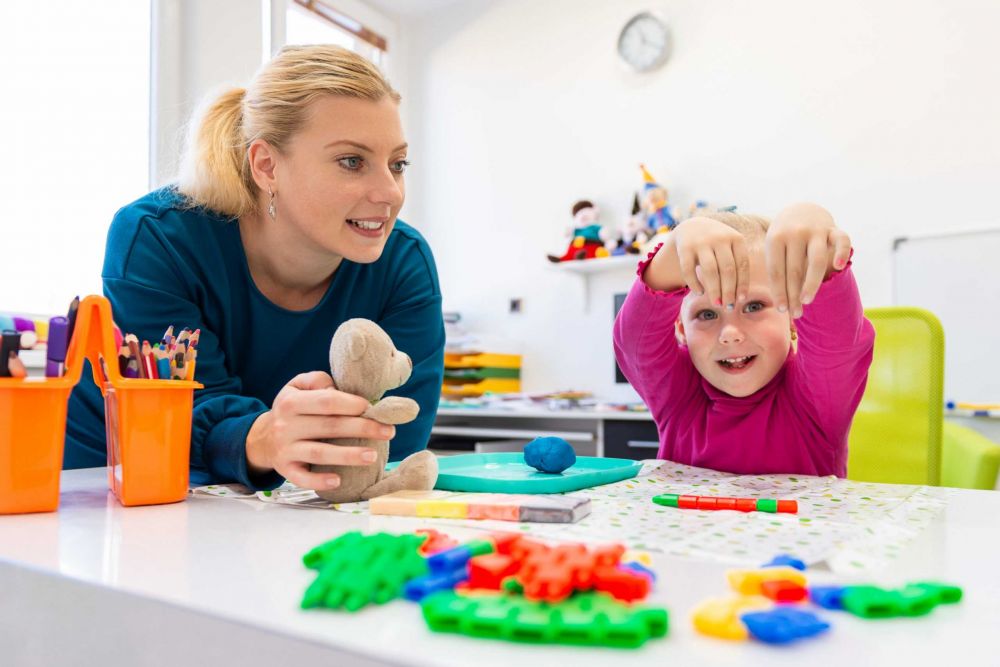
347;333;368;361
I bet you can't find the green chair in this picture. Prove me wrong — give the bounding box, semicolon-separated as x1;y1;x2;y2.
942;421;1000;489
847;307;1000;489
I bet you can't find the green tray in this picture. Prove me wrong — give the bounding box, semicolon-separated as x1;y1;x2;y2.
390;453;643;494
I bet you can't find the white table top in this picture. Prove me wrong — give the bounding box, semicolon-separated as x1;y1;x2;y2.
1;468;999;666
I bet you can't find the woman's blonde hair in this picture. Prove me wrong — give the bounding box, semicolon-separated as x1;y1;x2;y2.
177;45;400;218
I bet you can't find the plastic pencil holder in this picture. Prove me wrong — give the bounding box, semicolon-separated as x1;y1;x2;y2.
0;295;202;514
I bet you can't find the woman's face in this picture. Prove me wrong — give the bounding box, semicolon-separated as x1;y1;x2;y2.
273;95;408;264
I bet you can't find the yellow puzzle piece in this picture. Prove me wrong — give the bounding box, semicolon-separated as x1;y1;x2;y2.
691;596;772;640
726;567;807;595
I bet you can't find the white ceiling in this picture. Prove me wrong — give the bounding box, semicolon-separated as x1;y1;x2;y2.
362;0;469;19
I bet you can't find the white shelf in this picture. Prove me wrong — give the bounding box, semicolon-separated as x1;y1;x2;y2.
548;255;638;274
548;255;639;311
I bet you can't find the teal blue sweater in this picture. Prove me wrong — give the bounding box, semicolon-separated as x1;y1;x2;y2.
65;188;444;490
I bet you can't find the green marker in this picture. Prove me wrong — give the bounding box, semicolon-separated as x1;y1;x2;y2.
651;494;679;508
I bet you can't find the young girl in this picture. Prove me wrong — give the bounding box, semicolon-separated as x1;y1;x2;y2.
613;203;874;476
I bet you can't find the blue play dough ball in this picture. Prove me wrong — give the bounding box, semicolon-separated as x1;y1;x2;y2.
524;437;576;474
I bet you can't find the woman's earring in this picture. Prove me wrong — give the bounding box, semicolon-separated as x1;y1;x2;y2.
790;328;798;342
267;186;276;220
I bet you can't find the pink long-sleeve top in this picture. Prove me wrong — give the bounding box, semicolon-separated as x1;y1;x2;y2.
613;246;875;477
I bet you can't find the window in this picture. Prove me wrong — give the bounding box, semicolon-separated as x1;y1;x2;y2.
285;0;387;67
0;1;151;314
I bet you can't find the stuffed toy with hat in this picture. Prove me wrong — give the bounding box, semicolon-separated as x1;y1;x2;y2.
639;164;678;233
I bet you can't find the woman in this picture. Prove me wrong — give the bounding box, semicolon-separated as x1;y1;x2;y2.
65;45;445;492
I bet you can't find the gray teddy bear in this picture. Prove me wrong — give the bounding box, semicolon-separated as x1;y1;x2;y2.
313;319;438;503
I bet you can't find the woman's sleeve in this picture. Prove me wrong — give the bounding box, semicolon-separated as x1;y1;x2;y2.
375;237;445;462
103;215;283;490
613;244;699;408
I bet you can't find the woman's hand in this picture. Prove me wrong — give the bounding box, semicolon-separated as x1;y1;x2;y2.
245;371;396;490
646;216;751;308
766;203;852;318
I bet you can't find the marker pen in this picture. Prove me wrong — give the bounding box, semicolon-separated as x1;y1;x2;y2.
13;316;34;332
0;330;20;377
46;316;69;377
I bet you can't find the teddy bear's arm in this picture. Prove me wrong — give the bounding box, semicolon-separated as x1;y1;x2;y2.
362;396;420;425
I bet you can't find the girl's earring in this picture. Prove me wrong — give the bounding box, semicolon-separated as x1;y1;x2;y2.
790;327;798;341
267;186;276;220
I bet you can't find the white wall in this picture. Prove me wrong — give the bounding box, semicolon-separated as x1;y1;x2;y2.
151;0;266;186
396;0;1000;400
0;1;150;315
152;0;400;185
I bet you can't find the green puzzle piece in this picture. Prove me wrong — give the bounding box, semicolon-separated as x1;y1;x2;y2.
421;590;668;648
841;582;963;619
301;531;428;612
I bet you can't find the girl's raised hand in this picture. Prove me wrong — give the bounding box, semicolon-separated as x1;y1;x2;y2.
670;216;752;309
766;203;852;318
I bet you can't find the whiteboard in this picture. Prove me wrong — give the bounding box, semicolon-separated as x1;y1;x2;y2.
893;226;1000;404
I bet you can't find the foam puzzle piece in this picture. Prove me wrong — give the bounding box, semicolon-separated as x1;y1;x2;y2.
726;567;807;595
740;607;830;644
301;532;427;611
760;579;808;603
809;585;847;610
691;596;772;641
762;554;807;571
421;590;668;648
416;528;458;555
404;569;470;602
905;581;963;605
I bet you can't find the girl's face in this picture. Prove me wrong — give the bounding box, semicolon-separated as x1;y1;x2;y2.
677;249;792;397
272;95;408;264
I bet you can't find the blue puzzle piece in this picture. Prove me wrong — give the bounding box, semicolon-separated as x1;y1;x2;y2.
809;585;847;610
403;569;469;602
741;608;830;644
621;561;657;583
762;553;807;571
427;546;474;574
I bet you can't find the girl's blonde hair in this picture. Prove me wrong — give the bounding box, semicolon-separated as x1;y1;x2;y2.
177;45;400;218
697;210;771;244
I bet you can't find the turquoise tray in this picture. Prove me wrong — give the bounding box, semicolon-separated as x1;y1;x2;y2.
389;453;643;494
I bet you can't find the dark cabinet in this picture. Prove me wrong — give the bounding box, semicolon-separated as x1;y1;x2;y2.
603;419;660;460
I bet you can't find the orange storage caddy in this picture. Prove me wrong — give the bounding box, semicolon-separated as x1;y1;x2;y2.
0;295;202;513
0;370;75;514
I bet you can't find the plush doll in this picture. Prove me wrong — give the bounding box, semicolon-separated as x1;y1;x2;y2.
547;200;612;262
639;164;678;233
614;192;648;255
313;319;438;502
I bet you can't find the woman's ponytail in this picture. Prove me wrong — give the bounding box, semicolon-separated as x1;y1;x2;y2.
177;87;255;218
